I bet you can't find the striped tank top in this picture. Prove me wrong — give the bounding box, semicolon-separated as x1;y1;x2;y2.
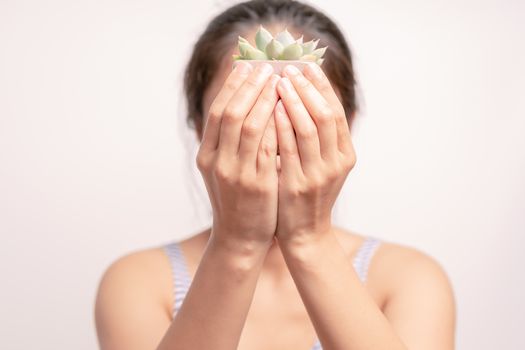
163;236;381;350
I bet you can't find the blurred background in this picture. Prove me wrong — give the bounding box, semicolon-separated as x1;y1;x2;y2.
1;0;524;349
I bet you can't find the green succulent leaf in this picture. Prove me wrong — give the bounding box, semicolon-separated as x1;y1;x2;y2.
238;40;254;57
311;46;327;59
299;54;318;62
302;39;319;55
235;25;327;64
275;29;296;47
255;26;273;52
265;39;284;59
244;46;268;60
280;42;303;60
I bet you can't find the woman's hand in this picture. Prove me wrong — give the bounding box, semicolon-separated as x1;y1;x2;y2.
274;63;357;247
196;61;281;252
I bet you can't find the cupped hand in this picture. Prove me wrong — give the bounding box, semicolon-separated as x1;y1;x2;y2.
273;63;357;246
196;61;282;251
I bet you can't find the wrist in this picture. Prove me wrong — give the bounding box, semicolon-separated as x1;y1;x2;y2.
277;227;336;263
277;220;333;248
207;230;272;272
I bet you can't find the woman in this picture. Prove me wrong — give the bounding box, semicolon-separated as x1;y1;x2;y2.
94;1;456;349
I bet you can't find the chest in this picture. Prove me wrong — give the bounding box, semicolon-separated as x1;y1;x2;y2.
236;299;320;350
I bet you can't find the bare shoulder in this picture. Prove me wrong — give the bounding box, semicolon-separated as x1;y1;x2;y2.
95;230;209;324
369;239;455;302
94;245;174;349
367;239;457;348
95;246;173;310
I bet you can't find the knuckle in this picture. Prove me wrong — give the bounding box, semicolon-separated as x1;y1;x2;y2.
317;106;334;123
300;182;319;196
213;164;233;183
279;145;297;157
223;79;239;92
308;173;325;189
259;141;276;158
258;90;275;105
241;120;260;138
196;153;209;171
252;183;270;196
326;165;341;181
244;76;260;89
319;81;333;95
207;106;222;122
284;177;317;196
343;153;357;171
223;105;244;123
282;183;302;197
297;126;317;139
348;153;357;168
297;76;311;90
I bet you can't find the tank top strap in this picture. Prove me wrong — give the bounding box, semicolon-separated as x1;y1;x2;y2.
163;241;192;317
311;340;323;350
351;236;382;283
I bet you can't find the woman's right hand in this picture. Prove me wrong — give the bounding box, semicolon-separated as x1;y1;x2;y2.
196;61;281;252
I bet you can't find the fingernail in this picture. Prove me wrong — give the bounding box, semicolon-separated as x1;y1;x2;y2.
258;63;273;75
305;62;322;78
284;64;300;76
279;77;293;91
235;61;252;74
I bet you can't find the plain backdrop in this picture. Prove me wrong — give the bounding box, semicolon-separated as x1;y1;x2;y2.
1;0;524;349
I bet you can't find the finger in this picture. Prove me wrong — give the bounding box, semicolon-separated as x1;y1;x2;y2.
303;62;353;156
239;74;280;167
257;107;278;176
283;65;338;161
274;100;302;178
276;76;321;170
200;61;253;153
218;63;274;158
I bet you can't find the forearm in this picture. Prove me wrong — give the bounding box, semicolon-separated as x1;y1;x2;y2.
279;231;407;350
157;233;270;350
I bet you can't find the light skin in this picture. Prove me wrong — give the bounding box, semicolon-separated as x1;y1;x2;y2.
95;29;456;350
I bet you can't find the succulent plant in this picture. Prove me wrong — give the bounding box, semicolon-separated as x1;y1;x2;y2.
232;25;327;65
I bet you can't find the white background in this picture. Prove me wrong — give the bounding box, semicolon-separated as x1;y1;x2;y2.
1;0;524;349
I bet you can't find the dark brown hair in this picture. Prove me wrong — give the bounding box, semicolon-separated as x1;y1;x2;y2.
183;0;357;138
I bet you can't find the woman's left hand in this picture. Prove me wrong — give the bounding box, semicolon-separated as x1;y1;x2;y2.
274;63;357;247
